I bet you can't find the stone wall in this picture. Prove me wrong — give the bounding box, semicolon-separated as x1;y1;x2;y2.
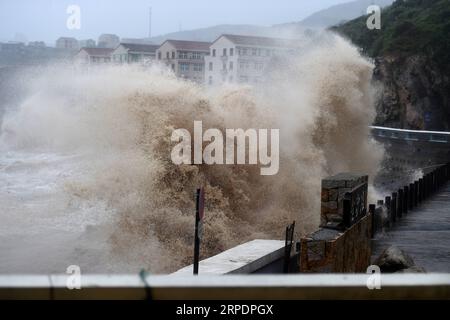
299;213;372;273
300;172;372;273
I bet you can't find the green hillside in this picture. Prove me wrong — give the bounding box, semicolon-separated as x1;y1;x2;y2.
333;0;450;71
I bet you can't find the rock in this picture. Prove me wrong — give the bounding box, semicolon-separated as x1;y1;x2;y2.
374;246;416;273
395;266;426;273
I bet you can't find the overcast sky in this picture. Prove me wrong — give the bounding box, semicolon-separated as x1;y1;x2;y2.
0;0;354;44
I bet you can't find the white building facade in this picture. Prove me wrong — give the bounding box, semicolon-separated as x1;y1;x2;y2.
75;47;113;65
205;34;299;86
112;43;159;64
156;40;211;83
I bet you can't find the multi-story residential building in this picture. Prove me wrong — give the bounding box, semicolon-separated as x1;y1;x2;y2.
111;43;159;64
98;34;120;49
205;34;299;86
79;39;96;48
156;40;211;83
75;47;113;65
55;37;79;50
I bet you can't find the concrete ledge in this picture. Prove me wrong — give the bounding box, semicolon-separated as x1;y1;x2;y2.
0;274;449;300
172;239;285;275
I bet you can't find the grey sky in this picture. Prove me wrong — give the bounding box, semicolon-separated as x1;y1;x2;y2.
0;0;354;44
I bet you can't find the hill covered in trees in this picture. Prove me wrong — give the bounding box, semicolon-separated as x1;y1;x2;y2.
333;0;450;130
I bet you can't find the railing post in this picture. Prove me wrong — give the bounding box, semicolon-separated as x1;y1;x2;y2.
398;189;403;218
391;192;397;223
403;186;409;215
418;178;423;203
414;180;419;206
369;204;376;238
385;196;391;227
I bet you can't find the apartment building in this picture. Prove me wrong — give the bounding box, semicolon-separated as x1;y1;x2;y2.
112;43;159;64
55;37;79;50
98;34;120;49
205;34;299;86
156;40;211;83
75;47;113;65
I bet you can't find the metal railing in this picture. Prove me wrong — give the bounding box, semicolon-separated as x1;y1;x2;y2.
0;274;449;300
370;126;450;143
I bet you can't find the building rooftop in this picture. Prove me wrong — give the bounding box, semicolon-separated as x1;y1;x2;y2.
80;47;114;56
162;39;212;51
218;34;300;48
119;43;159;53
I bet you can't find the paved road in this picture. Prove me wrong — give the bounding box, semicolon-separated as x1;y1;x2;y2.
371;182;450;272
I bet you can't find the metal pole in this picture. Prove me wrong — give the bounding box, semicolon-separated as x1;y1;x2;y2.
193;189;201;275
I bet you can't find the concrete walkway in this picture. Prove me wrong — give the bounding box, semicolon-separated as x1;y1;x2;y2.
372;182;450;272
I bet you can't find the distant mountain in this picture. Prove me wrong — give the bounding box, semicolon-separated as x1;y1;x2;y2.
280;0;394;28
146;24;279;44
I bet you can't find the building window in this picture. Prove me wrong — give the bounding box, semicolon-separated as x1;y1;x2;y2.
223;48;227;56
193;63;203;72
166;52;170;59
239;61;249;69
212;49;216;57
179;51;188;59
171;64;175;71
243;48;248;56
254;62;264;71
229;61;233;70
252;48;257;56
230;48;234;56
192;52;202;59
179;62;190;72
158;52;161;59
172;51;176;59
209;62;213;71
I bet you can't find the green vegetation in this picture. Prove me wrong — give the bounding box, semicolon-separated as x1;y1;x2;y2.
333;0;450;71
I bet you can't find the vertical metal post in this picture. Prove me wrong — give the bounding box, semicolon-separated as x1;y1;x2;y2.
403;186;408;215
385;196;391;227
391;192;397;223
369;204;376;238
398;189;403;218
409;183;415;210
283;221;295;274
193;188;204;275
414;181;419;206
193;189;201;275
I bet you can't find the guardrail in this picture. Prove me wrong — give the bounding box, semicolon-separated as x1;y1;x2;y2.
370;163;450;234
0;274;449;300
370;126;450;143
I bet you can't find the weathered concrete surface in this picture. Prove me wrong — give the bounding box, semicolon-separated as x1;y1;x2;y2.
372;182;450;272
300;213;372;273
172;239;285;275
